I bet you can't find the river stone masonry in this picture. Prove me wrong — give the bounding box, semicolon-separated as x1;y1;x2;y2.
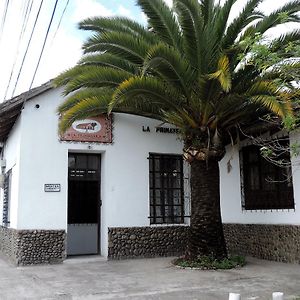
2;224;300;265
0;226;66;265
0;226;18;263
223;224;300;263
108;226;189;259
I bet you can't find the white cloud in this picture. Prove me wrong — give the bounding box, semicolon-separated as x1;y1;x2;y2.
117;5;133;18
71;0;113;23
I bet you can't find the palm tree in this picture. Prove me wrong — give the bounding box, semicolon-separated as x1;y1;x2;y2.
54;0;300;260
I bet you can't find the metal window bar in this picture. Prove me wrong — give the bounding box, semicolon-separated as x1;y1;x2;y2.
240;145;294;210
149;154;186;224
2;170;11;226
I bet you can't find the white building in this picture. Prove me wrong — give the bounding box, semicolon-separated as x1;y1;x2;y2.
0;81;299;265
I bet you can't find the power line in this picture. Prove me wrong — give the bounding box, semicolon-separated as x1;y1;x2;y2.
18;0;60;111
50;0;70;45
0;0;10;45
28;0;59;90
4;0;34;100
11;0;44;98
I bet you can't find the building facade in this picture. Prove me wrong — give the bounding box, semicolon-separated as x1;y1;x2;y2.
0;82;300;265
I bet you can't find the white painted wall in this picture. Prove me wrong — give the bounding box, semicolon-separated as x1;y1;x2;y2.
0;117;22;228
4;85;300;257
15;87;184;256
220;133;300;225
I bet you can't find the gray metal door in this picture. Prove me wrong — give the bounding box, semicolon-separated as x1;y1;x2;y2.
67;154;101;255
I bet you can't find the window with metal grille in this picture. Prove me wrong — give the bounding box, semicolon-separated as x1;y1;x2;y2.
2;170;11;226
149;153;184;224
240;145;294;210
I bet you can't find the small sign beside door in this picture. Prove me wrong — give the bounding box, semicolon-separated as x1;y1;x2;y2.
44;184;61;192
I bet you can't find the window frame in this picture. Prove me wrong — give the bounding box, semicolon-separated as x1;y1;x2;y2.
2;169;12;226
240;144;294;210
149;153;185;224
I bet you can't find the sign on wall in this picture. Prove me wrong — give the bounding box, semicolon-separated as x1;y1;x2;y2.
44;184;61;192
60;115;112;143
142;126;180;134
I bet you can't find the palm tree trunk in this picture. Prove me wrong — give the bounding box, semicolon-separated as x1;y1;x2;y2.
186;159;227;260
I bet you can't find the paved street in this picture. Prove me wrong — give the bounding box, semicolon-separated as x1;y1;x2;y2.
0;255;299;299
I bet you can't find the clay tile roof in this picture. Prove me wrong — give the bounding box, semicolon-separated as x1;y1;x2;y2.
0;80;53;143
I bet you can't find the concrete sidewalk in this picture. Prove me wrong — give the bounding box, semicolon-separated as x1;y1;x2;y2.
0;255;299;300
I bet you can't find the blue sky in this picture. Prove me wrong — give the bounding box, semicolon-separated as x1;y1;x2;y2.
0;0;151;101
0;0;297;102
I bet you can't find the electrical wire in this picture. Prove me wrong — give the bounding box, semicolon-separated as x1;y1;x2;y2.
16;0;60;112
11;0;44;98
0;0;10;45
28;0;59;90
50;0;70;45
4;0;34;100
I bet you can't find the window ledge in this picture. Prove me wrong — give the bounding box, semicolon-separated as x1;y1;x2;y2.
242;208;296;213
149;223;189;227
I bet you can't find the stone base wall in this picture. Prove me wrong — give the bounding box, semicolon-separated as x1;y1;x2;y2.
108;224;300;263
224;224;300;263
0;226;18;263
2;224;299;264
0;226;66;265
108;226;189;259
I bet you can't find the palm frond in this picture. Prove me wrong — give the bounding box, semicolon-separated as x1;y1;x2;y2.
79;53;137;74
56;0;299;144
62;67;132;96
83;31;151;65
59;96;112;134
79;16;157;44
249;95;292;117
214;0;237;41
110;76;199;128
208;55;232;92
254;1;300;34
173;0;204;71
53;66;86;87
57;88;113;114
110;76;184;113
222;0;263;49
231;64;260;93
199;0;214;24
137;0;183;50
261;60;300;82
143;43;194;97
270;29;300;52
161;110;188;128
246;80;293;117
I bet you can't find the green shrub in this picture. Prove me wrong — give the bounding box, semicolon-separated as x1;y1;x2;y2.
174;255;246;270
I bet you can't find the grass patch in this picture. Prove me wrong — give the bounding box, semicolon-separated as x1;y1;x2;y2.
174;255;246;270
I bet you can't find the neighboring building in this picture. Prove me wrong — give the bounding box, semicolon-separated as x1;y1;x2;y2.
0;82;299;265
220;131;300;263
